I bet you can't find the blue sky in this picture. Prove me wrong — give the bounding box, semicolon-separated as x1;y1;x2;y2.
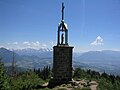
0;0;120;52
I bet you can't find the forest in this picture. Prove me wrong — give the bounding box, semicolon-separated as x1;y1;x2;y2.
1;60;120;90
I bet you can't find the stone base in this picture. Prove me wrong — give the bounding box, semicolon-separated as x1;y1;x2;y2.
53;46;73;82
48;78;73;88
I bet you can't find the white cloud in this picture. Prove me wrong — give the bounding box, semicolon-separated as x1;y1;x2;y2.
23;41;31;46
13;42;18;45
1;41;55;50
0;45;4;48
32;41;40;46
91;36;104;45
36;41;40;45
42;43;47;47
22;41;48;49
50;41;55;46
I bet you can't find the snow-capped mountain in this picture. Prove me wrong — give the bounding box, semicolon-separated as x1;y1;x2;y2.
14;48;52;58
1;47;120;75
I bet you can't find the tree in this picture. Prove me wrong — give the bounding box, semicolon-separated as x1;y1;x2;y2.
34;65;52;80
73;68;86;79
109;74;115;84
0;57;9;90
101;72;109;79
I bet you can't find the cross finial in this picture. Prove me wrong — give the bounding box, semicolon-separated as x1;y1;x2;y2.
62;2;65;21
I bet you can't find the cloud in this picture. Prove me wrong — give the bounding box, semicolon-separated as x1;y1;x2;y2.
13;42;18;45
23;41;31;46
22;41;48;49
91;36;104;45
1;41;55;50
42;43;47;47
32;41;40;46
0;45;4;48
50;41;55;46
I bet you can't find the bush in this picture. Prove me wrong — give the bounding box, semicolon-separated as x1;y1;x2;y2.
9;71;45;90
0;62;10;90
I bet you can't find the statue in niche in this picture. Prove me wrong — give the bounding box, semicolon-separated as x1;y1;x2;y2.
61;33;64;44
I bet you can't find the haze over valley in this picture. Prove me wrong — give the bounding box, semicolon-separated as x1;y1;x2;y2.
1;47;120;75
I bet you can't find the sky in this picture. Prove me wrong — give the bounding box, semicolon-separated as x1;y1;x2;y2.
0;0;120;52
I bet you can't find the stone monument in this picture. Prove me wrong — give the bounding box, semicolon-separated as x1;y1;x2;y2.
49;2;74;87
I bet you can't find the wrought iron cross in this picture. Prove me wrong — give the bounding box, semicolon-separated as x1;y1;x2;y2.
62;2;65;21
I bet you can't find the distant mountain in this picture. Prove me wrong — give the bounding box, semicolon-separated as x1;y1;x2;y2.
0;48;22;63
18;55;52;69
75;50;120;62
75;50;120;75
0;48;52;69
14;48;52;58
1;47;120;75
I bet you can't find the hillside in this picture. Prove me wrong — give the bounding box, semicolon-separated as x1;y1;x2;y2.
0;48;120;75
1;61;120;90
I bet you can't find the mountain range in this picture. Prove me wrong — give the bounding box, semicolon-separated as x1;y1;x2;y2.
0;47;120;75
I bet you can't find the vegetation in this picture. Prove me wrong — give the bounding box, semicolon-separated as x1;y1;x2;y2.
73;68;120;90
0;58;9;90
34;66;52;81
9;71;45;90
1;58;120;90
0;61;48;90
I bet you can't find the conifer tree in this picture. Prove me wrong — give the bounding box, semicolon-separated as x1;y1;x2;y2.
0;57;9;90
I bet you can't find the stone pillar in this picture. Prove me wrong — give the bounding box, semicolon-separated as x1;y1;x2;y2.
53;46;73;84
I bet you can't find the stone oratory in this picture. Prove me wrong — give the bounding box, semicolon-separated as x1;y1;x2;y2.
49;2;74;87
